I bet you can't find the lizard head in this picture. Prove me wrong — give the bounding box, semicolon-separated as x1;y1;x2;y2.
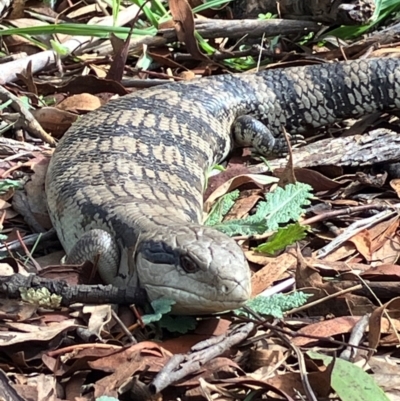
135;224;251;314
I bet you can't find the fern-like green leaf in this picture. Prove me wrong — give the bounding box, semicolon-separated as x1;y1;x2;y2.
211;183;313;236
205;189;239;226
212;219;269;236
261;183;312;230
237;292;310;318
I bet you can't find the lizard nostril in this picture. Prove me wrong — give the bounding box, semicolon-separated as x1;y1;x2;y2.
220;285;228;294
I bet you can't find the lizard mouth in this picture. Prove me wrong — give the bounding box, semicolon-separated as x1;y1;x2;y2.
144;283;250;314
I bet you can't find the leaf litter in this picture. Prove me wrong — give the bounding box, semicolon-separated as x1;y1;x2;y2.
1;0;400;399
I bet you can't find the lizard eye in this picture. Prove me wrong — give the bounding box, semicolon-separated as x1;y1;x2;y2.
180;256;198;273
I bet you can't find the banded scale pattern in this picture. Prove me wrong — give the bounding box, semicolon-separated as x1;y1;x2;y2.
46;58;400;314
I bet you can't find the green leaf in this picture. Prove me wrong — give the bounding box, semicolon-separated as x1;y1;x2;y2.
159;315;197;334
212;218;269;236
307;352;390;401
254;223;309;255
192;0;232;13
50;39;70;56
141;298;175;324
133;0;160;28
112;0;121;26
0;179;23;195
260;183;313;230
237;292;310;318
136;51;153;70
0;24;156;39
327;0;399;40
211;164;226;172
212;183;313;236
20;287;62;308
258;12;276;20
205;189;239;226
0;99;12;111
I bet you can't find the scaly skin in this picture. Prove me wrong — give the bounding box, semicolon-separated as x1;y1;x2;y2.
46;58;400;314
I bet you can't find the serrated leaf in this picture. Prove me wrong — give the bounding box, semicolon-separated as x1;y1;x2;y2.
212;219;269;236
159;315;197;334
212;183;313;236
205;189;239;226
254;223;309;254
237;292;310;318
261;183;312;230
307;352;390;401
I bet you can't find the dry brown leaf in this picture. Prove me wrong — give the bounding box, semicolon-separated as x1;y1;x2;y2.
169;0;208;61
0;261;14;276
195;318;232;336
311;259;371;274
39;261;96;285
89;63;108;78
161;319;231;354
349;229;372;261
265;372;305;398
368;215;399;242
390;178;400;198
276;167;342;192
296;250;324;289
0;199;17;220
371;235;400;266
224;191;261;220
292;316;361;347
0;320;78;346
198;377;296;400
251;252;296;296
345;293;375;316
83;304;113;337
32;107;78;138
330;199;360;206
183;358;244;389
362;263;400;280
89;342;171;372
56;93;104;112
204;174;277;213
205;165;253;201
319;241;356;262
23;154;52;229
12;373;57;401
161;334;209;355
306;358;334;397
35;250;65;268
249;347;285;372
91;344;169;398
368;297;400;350
245;250;275;266
0;299;37;321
